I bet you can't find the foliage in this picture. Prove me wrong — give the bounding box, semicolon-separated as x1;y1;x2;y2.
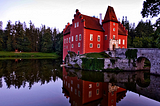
141;0;160;18
110;58;117;65
85;52;110;58
0;20;62;56
125;49;138;59
82;58;104;70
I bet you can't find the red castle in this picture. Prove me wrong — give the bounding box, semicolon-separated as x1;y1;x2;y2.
63;6;128;60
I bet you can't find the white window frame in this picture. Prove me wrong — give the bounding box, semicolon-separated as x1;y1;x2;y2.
113;28;115;31
123;39;125;45
78;42;80;47
119;39;121;44
69;37;70;43
75;23;76;28
113;35;115;40
90;34;93;41
89;43;93;48
77;22;79;27
97;44;100;48
89;91;92;98
105;35;107;40
79;34;81;41
72;36;74;42
97;35;100;42
72;44;74;48
76;35;78;41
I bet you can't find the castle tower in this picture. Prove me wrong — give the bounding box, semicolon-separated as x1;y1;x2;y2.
102;6;119;51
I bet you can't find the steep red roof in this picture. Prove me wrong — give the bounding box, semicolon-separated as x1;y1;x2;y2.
63;24;72;35
103;6;118;23
82;15;104;31
118;22;128;35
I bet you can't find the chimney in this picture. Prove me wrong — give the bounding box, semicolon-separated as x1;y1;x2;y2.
99;13;102;25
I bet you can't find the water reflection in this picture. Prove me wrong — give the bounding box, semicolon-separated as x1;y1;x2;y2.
0;59;62;89
62;67;127;106
62;67;160;106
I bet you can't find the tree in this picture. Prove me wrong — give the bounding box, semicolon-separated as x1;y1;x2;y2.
141;0;160;18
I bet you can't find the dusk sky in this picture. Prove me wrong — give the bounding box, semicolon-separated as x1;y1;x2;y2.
0;0;157;31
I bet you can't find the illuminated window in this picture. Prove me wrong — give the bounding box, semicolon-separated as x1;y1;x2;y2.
90;43;93;48
123;40;125;45
97;35;100;42
97;44;100;48
78;43;80;47
89;91;92;98
113;35;115;40
90;34;93;41
105;35;107;40
79;34;81;41
76;35;78;41
113;28;115;31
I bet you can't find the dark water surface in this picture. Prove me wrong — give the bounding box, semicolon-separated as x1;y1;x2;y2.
0;59;160;106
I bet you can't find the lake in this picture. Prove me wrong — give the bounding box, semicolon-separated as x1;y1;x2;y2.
0;59;160;106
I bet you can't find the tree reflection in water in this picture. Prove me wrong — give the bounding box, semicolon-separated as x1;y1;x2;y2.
0;59;63;89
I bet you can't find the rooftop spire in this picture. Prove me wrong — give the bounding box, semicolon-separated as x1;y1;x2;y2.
103;6;118;23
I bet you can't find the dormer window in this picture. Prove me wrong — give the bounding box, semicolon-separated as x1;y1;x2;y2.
77;22;79;27
75;23;76;28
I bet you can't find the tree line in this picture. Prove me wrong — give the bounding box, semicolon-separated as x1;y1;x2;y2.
0;20;63;56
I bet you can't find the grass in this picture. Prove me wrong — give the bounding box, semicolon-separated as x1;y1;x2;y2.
0;51;59;59
85;52;110;58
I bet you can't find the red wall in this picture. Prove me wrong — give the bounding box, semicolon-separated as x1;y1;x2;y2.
118;34;127;48
63;34;70;61
84;29;104;54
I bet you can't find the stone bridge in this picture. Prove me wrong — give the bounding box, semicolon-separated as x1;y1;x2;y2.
115;48;160;75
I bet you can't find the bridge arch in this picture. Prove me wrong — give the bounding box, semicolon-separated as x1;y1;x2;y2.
136;56;151;70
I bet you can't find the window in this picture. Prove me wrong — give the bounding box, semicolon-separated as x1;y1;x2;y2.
119;39;121;44
69;37;70;43
68;83;70;88
75;89;77;95
97;35;100;42
78;51;79;55
123;40;125;45
71;80;73;84
78;42;80;47
77;84;79;89
113;23;115;26
72;36;74;42
75;23;76;28
76;35;78;41
90;34;93;41
113;35;115;40
64;39;66;44
67;38;68;43
119;46;121;48
71;44;73;48
79;34;81;41
78;91;80;97
113;28;115;31
77;22;79;27
97;44;100;48
90;43;93;48
96;89;99;95
96;83;99;87
89;91;92;98
71;87;73;92
89;84;92;88
105;35;107;40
